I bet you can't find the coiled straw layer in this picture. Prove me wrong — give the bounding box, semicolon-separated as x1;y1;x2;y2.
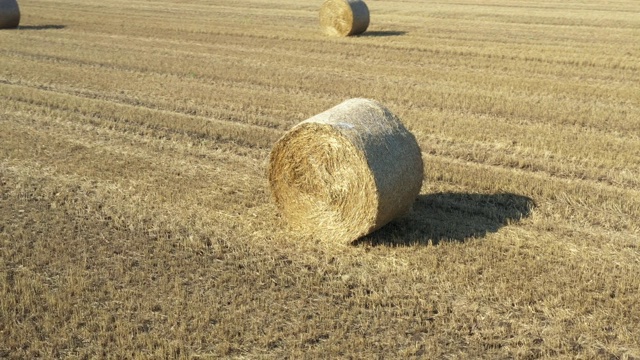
268;98;423;243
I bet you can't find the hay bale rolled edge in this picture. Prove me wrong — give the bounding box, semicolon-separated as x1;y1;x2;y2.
0;0;20;29
268;98;424;243
319;0;369;37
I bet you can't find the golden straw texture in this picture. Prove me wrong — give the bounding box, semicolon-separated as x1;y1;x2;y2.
0;0;20;29
319;0;369;37
268;98;424;243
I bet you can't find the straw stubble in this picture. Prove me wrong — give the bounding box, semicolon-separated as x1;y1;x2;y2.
268;98;423;243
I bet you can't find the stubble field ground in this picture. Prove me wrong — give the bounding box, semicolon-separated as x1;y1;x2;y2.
1;0;639;358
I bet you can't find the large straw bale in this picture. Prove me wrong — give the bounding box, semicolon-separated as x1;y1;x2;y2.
320;0;369;37
268;98;423;243
0;0;20;29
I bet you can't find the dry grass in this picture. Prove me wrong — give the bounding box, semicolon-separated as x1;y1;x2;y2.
1;0;639;358
268;98;423;243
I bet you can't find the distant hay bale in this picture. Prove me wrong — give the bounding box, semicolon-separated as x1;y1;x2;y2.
0;0;20;29
319;0;369;37
268;98;423;243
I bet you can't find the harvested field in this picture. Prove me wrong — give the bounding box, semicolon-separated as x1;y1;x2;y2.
1;0;639;358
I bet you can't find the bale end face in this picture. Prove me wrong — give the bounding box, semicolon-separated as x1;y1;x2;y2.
319;0;369;37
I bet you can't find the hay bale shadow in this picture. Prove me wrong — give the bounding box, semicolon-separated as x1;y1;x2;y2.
359;30;406;37
18;25;65;30
353;192;535;247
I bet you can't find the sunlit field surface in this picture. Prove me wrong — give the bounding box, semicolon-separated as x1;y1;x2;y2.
1;0;639;357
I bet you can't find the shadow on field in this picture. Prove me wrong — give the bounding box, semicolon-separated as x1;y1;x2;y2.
353;192;535;247
18;25;66;30
359;30;406;37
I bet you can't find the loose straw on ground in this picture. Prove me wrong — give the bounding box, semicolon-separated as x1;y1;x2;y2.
319;0;369;37
268;98;423;243
0;0;20;29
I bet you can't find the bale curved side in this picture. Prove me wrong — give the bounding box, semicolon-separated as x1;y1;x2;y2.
268;98;423;243
0;0;20;29
319;0;369;37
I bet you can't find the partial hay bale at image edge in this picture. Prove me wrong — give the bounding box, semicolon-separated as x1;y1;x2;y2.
268;98;424;244
0;0;20;29
320;0;369;37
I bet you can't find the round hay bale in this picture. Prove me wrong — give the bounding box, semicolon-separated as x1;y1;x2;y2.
319;0;369;37
268;98;423;243
0;0;20;29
